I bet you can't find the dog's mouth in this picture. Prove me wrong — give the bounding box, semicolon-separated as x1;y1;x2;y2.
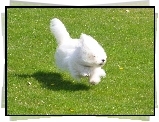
99;63;104;66
82;64;91;67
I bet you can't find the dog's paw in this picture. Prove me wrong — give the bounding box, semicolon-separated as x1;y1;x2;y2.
89;76;101;85
82;73;90;77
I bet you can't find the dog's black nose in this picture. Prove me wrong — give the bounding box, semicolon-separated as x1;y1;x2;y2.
102;59;105;62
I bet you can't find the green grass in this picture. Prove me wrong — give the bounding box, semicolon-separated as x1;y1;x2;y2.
7;8;154;115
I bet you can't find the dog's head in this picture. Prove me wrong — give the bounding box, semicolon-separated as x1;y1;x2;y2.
78;34;107;67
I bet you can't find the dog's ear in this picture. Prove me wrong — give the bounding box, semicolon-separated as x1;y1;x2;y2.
80;33;86;41
80;33;89;48
80;33;91;44
80;33;99;48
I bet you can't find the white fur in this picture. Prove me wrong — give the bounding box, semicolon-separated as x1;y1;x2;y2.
50;18;107;85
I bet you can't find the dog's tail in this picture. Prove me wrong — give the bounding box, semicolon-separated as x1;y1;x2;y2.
50;18;71;45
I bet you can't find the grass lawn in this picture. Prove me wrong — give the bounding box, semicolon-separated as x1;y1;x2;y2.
7;8;154;115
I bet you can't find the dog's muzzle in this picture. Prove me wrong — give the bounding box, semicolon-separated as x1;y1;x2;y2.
99;59;106;65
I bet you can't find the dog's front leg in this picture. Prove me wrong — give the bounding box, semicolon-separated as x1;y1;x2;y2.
89;67;106;85
89;68;101;85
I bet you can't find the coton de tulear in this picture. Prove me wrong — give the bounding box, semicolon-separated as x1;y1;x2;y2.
50;18;107;85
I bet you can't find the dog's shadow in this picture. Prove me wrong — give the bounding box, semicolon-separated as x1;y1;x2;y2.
17;71;90;91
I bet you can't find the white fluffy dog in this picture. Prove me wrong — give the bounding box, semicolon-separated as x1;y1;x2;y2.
50;18;107;85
